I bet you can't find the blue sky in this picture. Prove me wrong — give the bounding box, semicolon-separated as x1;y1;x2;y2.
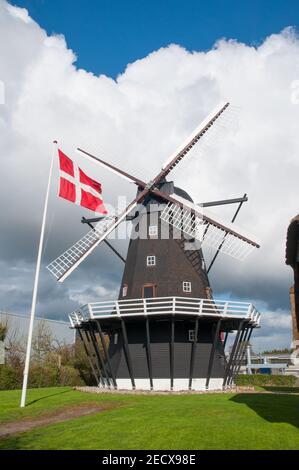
12;0;299;78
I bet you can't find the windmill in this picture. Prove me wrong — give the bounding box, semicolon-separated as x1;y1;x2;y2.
47;101;261;391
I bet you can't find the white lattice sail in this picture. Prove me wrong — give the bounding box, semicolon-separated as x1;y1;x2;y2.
160;201;204;240
47;215;116;281
160;201;258;261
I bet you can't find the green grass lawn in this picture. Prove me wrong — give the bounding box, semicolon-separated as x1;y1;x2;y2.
0;387;298;450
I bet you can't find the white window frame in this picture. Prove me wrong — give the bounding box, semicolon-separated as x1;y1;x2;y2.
122;284;128;297
149;225;158;237
147;255;156;267
189;330;195;342
183;281;192;293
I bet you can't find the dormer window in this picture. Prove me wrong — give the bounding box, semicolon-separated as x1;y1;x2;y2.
147;255;156;266
183;281;192;293
149;225;158;237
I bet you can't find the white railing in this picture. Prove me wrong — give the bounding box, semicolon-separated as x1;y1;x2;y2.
69;296;261;327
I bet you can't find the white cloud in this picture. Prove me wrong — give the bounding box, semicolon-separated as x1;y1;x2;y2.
0;0;298;350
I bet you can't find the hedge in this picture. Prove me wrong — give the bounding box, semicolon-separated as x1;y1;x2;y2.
0;364;85;390
235;374;297;387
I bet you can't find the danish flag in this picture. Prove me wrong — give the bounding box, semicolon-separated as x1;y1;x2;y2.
58;149;108;215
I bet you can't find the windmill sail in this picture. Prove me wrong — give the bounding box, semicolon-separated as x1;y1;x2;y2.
47;215;117;282
160;199;259;261
155;102;229;182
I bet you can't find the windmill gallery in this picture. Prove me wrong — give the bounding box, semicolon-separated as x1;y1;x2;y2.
46;102;262;392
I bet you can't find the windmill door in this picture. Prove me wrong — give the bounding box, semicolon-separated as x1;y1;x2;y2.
142;284;156;298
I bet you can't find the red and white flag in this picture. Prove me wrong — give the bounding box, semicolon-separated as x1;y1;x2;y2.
58;149;108;215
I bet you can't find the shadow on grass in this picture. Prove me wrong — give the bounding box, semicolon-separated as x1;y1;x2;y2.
0;436;23;450
26;388;72;406
230;393;299;429
259;386;299;394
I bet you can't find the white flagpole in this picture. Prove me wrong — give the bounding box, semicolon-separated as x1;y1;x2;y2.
20;140;57;408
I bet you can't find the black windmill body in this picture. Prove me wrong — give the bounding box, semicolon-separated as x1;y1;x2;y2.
48;102;261;391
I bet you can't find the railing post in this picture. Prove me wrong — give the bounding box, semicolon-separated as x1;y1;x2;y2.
247;303;253;319
88;303;93;319
116;300;121;317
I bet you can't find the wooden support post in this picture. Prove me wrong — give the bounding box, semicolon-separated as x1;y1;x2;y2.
77;328;100;385
84;328;103;385
145;317;153;390
223;320;244;388
226;321;247;387
228;325;248;385
223;331;229;350
205;319;222;389
96;321;117;389
170;317;175;390
88;323;111;388
230;327;254;385
188;317;199;390
121;319;135;389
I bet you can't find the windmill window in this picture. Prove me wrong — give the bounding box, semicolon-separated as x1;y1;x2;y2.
122;284;128;297
149;225;158;237
147;255;156;266
183;281;192;293
189;330;195;342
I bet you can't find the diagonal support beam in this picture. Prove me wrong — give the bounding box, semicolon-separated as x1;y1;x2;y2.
205;319;222;389
230;326;254;385
81;217;126;263
207;193;247;273
77;328;100;386
88;324;111;388
228;324;248;385
188;317;199;390
121;319;135;390
170;317;175;390
95;321;117;389
225;321;247;387
145;317;153;390
223;320;244;388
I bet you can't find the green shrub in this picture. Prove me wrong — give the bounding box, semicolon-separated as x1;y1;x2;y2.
0;324;7;342
27;364;59;388
58;365;84;386
0;364;21;390
235;374;297;387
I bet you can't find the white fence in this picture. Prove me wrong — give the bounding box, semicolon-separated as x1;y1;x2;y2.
69;296;261;327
